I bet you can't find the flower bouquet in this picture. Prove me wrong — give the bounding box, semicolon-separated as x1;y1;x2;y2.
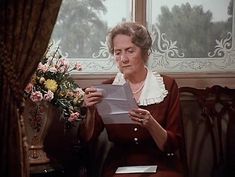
24;41;85;128
23;41;85;164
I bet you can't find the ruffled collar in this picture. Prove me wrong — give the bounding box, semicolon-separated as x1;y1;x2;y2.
112;68;168;106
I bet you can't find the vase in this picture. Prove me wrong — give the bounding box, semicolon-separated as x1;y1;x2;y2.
23;99;55;164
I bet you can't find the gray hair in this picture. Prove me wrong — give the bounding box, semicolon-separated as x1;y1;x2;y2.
106;22;152;57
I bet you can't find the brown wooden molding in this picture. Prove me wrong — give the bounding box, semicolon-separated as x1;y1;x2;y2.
134;0;146;26
72;72;235;89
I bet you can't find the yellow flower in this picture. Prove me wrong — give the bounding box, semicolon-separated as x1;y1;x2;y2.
44;79;58;92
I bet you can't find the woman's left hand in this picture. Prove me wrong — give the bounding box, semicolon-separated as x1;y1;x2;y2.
129;108;152;127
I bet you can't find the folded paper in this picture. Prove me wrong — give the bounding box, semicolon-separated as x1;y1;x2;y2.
115;165;158;174
95;83;138;124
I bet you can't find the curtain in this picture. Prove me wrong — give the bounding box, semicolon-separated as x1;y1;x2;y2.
0;0;62;177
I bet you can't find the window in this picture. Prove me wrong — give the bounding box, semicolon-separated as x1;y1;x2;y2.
51;0;235;75
147;0;234;73
51;0;132;73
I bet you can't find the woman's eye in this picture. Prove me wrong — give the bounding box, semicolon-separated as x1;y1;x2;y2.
114;51;120;56
115;53;120;56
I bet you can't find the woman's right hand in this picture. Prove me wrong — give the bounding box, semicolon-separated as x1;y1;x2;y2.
84;87;103;109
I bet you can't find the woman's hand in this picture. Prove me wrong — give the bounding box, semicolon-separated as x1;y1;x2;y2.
129;108;167;151
84;87;103;109
80;87;103;142
129;108;152;127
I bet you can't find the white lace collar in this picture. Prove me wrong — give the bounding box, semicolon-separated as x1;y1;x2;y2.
112;68;168;106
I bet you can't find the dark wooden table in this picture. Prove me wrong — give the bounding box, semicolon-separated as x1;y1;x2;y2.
30;161;65;177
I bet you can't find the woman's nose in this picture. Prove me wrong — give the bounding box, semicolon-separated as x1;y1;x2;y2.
120;53;128;63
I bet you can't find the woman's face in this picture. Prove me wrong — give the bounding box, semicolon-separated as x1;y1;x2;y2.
113;34;145;77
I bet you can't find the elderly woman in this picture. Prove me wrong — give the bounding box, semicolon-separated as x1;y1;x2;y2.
80;22;184;177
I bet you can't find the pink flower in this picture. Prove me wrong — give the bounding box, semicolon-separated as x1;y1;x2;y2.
25;83;33;93
58;58;69;67
75;62;82;71
37;62;48;73
57;58;69;72
30;91;43;102
44;90;54;101
68;112;80;122
48;66;57;73
57;66;66;73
